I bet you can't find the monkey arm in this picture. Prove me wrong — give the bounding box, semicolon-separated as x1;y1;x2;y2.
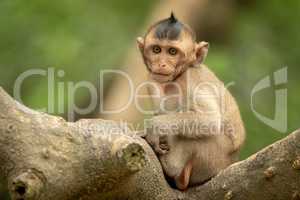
146;112;224;139
146;111;244;155
149;110;245;155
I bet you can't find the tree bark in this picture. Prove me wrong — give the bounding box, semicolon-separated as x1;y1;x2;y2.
0;87;299;200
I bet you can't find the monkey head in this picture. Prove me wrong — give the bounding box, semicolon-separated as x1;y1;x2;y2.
137;13;209;83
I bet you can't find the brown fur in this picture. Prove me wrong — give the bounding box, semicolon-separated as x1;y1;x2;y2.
137;16;245;190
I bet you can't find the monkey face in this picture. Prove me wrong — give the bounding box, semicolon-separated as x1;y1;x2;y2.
145;43;181;74
137;30;209;83
137;13;209;83
137;31;198;83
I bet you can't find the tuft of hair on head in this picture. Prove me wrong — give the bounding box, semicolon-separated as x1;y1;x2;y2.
153;12;183;41
151;12;196;41
169;12;177;23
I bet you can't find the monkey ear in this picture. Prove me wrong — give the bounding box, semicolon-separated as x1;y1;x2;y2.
136;37;145;52
194;41;209;65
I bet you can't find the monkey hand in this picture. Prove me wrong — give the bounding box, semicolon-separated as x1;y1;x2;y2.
145;126;170;155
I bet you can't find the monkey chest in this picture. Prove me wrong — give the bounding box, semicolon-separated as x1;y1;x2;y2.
150;83;187;114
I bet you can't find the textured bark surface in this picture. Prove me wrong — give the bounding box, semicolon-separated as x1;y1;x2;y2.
0;87;299;200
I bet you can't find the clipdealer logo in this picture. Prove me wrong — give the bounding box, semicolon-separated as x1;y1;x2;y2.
250;67;288;133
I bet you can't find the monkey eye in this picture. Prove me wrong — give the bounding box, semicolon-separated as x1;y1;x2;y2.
168;47;178;56
152;45;162;54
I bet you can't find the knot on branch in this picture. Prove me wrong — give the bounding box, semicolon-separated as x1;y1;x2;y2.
112;138;147;172
264;166;277;179
119;143;146;172
9;169;45;200
292;156;300;170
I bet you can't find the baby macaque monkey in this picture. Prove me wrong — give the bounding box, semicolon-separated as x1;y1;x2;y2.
137;13;246;190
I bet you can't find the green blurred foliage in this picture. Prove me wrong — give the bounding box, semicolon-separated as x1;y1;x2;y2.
0;0;154;115
1;0;300;198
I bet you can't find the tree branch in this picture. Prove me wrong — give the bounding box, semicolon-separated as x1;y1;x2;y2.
0;87;299;200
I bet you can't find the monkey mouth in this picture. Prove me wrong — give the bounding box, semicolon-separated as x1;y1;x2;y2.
151;73;174;82
151;71;175;79
152;72;172;76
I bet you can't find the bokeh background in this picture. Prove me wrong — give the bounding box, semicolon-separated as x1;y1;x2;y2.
1;0;299;198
